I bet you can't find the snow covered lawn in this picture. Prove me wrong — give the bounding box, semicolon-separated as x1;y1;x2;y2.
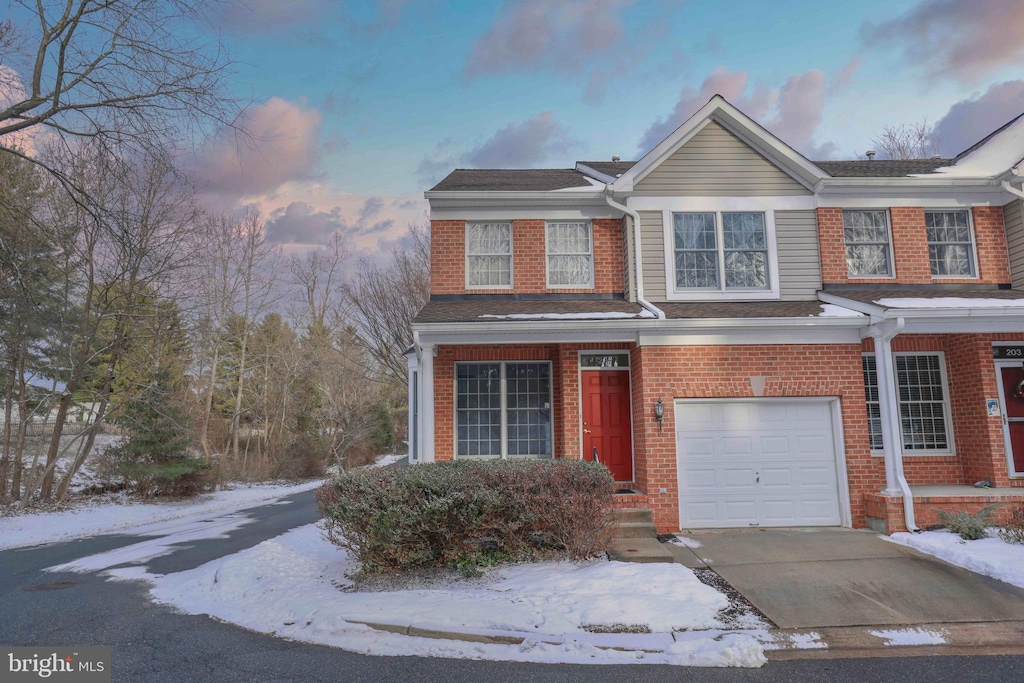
0;479;322;551
97;524;767;667
887;530;1024;589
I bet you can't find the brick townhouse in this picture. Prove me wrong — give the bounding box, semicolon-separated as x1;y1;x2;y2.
408;95;1024;534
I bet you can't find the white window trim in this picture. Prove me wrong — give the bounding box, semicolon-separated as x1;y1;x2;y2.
925;208;980;280
662;209;780;301
465;222;514;290
863;351;956;457
545;220;595;289
453;361;554;459
844;209;897;279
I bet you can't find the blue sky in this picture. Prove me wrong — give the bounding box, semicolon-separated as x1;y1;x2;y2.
24;0;1024;253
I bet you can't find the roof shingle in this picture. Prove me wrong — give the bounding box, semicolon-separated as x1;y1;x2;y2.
814;159;952;177
429;169;594;192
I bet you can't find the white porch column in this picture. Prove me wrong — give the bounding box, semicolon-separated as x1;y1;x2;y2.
873;329;905;496
406;350;418;463
418;342;436;463
869;317;917;530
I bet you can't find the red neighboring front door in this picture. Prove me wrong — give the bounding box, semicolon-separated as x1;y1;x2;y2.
581;370;633;482
1001;366;1024;475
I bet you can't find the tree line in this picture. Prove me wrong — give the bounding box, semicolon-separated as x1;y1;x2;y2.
0;146;429;504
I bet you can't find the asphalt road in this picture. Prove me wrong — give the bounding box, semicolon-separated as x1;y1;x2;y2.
2;489;1024;683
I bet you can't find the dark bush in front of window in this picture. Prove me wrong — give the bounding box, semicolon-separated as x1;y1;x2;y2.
317;459;616;573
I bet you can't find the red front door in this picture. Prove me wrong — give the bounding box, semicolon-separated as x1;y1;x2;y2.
581;370;633;482
1001;366;1024;474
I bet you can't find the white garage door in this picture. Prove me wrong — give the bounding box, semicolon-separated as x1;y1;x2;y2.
676;399;843;528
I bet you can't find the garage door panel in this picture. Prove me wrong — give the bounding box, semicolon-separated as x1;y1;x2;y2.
676;399;843;529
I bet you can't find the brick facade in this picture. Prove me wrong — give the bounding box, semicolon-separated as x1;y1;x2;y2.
817;206;1012;285
429;218;626;295
430;334;1023;534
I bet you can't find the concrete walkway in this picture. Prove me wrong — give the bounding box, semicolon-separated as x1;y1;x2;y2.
674;528;1024;629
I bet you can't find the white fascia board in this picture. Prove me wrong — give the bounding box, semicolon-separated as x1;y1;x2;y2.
413;316;867;347
424;190;605;202
628;195;817;211
899;318;1024;334
574;163;618;184
638;326;863;346
612;96;828;193
429;206;623;221
879;307;1024;320
818;292;887;316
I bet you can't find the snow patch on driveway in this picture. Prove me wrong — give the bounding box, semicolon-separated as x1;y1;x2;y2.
869;627;946;646
105;524;767;667
887;530;1024;589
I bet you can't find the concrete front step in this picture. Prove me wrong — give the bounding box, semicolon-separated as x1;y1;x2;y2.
614;507;653;524
615;521;659;539
608;537;674;563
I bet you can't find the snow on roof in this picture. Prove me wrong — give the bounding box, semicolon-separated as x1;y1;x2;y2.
919;113;1024;178
479;310;656;320
815;304;866;318
874;297;1024;309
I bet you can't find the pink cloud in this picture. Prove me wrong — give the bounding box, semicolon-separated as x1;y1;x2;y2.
638;67;838;159
933;80;1024;156
862;0;1024;83
195;97;322;200
464;0;635;80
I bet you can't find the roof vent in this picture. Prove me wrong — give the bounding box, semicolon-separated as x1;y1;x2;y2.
866;149;876;160
931;154;943;160
611;155;621;162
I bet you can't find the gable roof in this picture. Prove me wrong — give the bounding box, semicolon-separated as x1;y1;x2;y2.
610;95;828;192
430;168;596;192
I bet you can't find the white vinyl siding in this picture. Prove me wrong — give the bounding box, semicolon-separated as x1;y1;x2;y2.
844;210;894;277
546;221;593;288
1005;199;1024;290
925;210;977;278
466;222;512;288
863;352;954;454
634;122;811;197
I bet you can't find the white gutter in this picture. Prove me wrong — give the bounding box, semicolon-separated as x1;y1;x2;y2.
603;190;666;319
870;317;918;532
1002;180;1024;201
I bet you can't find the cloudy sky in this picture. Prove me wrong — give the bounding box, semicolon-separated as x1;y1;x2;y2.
152;0;1024;250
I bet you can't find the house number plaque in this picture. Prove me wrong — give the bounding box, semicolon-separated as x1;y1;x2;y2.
994;346;1024;359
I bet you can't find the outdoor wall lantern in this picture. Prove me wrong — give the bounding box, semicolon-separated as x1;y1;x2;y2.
654;398;664;431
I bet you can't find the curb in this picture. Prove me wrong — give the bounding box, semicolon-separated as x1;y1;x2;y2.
349;619;1024;660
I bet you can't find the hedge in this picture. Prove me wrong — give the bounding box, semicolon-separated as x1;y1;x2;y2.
316;459;616;572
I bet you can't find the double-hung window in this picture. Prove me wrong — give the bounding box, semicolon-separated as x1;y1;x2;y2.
862;353;953;453
546;221;593;287
925;210;976;277
456;362;552;459
672;211;771;294
466;222;512;288
844;210;893;277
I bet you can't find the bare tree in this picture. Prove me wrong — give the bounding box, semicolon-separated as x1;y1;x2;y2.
0;0;237;194
343;224;430;390
870;120;941;160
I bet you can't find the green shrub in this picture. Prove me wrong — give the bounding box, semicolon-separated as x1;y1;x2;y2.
938;506;998;541
316;459;616;573
998;503;1024;545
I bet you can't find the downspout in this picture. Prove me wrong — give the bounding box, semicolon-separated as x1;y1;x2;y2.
604;189;666;319
872;317;918;532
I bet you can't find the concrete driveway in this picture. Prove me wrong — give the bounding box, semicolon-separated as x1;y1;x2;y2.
675;528;1024;629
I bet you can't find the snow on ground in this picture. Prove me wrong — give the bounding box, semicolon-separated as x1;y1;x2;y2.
0;480;321;551
669;535;702;548
869;627;946;646
887;530;1024;589
367;453;405;468
763;631;827;651
874;297;1024;309
100;524;767;667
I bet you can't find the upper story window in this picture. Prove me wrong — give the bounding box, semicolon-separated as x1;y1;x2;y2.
926;210;977;277
672;211;770;292
466;222;512;288
546;221;593;288
844;210;893;277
